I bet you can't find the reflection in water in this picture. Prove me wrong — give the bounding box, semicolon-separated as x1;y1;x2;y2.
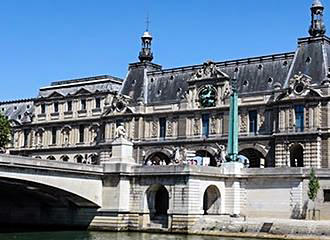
0;231;266;240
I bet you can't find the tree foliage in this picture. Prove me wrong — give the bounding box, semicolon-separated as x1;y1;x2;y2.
308;168;320;202
0;113;11;149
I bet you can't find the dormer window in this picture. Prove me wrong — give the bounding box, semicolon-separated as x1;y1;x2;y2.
41;104;46;114
67;101;72;112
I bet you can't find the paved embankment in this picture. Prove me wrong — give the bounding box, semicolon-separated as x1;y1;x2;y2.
189;216;330;240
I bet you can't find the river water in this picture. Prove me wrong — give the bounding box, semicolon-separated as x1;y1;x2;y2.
0;231;275;240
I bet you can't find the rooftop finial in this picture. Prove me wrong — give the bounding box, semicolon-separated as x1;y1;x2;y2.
146;14;150;32
138;17;153;63
309;0;326;37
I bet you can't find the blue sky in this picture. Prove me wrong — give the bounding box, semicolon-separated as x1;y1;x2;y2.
0;0;328;101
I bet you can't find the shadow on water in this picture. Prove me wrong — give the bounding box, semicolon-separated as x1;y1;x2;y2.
0;231;279;240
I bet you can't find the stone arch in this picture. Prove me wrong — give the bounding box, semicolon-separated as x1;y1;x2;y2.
145;151;171;165
144;184;170;228
203;185;221;215
239;148;265;168
88;153;98;165
47;156;56;161
290;143;304;167
191;146;217;166
60;155;69;162
74;154;83;164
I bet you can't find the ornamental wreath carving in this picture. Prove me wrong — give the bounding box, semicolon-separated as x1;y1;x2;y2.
289;72;312;95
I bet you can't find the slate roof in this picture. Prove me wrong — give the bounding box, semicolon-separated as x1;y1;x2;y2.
0;99;35;125
39;75;122;98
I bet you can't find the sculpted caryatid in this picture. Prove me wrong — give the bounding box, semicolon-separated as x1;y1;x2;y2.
115;123;127;139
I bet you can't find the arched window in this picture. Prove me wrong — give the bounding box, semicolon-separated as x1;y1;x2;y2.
239;148;265;168
47;156;56;161
290;144;304;167
74;155;83;164
88;154;98;165
145;152;170;166
195;150;216;166
203;185;221;215
61;155;69;162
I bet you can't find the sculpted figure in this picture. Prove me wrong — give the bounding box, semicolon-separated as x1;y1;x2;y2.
115;123;127;139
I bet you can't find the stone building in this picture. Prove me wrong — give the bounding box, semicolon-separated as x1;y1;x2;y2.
2;0;330;229
1;0;329;171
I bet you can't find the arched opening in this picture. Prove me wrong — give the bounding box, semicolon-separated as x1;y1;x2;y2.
203;185;221;215
146;152;170;166
145;184;169;228
239;148;265;168
34;156;41;159
88;154;98;165
47;156;56;161
195;150;216;166
74;155;83;164
290;144;304;167
60;155;69;162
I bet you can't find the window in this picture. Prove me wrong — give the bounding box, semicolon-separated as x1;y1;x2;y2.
67;101;72;112
41;104;46;114
79;125;85;143
202;114;209;137
95;98;101;109
81;99;86;110
159;118;166;139
52;127;57;145
23;129;29;147
249;110;258;134
295;105;304;132
54;102;59;113
324;190;330;202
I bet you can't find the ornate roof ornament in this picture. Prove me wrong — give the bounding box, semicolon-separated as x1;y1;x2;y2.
102;93;134;116
289;72;312;95
309;0;326;37
192;61;229;80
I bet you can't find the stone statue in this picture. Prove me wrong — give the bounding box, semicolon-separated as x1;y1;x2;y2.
216;143;227;166
115;123;127;139
192;60;229;80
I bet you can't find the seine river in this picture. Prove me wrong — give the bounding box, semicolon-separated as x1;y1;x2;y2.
0;231;272;240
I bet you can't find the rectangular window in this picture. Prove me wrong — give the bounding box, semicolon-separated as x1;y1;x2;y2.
67;101;72;112
95;98;101;109
295;105;304;132
52;127;57;145
159;118;166;139
41;104;46;114
202;114;209;137
79;125;84;143
81;99;86;110
249;110;258;134
23;129;29;147
324;190;330;202
54;102;59;113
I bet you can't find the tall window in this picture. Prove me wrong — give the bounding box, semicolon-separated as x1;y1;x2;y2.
54;102;59;113
159;118;166;139
95;98;101;109
41;104;46;114
79;125;85;143
81;99;86;110
67;101;72;112
52;127;57;145
23;129;29;147
295;105;304;132
202;114;209;137
249;110;258;134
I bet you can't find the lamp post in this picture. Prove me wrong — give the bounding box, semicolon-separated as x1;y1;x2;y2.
226;76;239;162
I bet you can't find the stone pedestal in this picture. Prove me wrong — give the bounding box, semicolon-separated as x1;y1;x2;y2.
221;162;244;216
101;137;135;164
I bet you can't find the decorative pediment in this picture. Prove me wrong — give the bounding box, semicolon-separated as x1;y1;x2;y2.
73;88;91;96
47;91;64;99
275;73;322;101
102;94;134;116
191;60;229;81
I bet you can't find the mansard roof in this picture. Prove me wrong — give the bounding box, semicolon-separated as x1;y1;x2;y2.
39;75;122;98
0;99;35;125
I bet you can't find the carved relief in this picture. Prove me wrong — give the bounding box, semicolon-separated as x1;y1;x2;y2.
35;128;45;147
167;120;174;137
89;124;100;143
193;118;200;135
61;125;71;146
114;123;127;139
258;110;265;129
192;61;229;80
240;113;248;133
289;72;312;95
151;120;158;138
210;115;217;134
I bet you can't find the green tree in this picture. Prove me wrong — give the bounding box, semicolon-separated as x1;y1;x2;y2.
0;113;11;150
308;168;320;220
